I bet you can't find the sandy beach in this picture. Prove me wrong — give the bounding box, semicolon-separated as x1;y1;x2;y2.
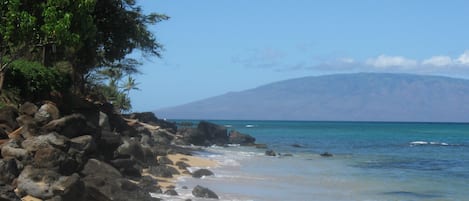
142;153;218;190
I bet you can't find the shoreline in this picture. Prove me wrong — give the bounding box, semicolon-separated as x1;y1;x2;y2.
144;153;219;191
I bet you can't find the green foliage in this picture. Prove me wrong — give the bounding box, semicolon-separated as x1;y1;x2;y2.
4;59;71;101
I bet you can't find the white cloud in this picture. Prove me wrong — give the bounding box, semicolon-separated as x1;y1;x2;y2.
365;55;418;68
456;51;469;65
422;56;453;66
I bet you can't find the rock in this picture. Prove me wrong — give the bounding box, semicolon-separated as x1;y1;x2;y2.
81;159;122;178
0;106;19;132
82;174;157;201
192;185;219;199
96;131;122;160
148;165;179;178
99;112;111;131
110;158;142;178
138;176;162;193
19;102;38;116
34;102;60;125
255;144;268;149
175;161;190;170
0;184;20;201
150;130;173;145
42;114;88;138
228;130;256;145
265;150;276;156
157;156;173;165
320;152;333;157
16;166;82;200
164;189;178;196
192;169;214;178
1;140;30;160
69;135;96;155
0;158;20;185
127;112;177;133
116;138;145;163
197;121;228;145
21;132;69;152
33;147;67;169
16;115;39;139
176;121;228;146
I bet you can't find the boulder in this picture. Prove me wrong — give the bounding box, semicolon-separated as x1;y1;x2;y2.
96;131;122;160
99;112;111;131
138;176;162;194
265;150;276;157
164;189;178;196
175;161;190;170
21;132;69;152
157;156;173;165
192;185;219;199
82;175;158;201
228;130;256;145
42;114;88;138
69;135;96;155
1;140;30;160
110;158;142;178
0;158;20;185
16;166;83;200
0;106;19;132
34;102;60;125
192;169;214;178
320;152;333;157
0;184;20;201
177;121;229;146
16;115;39;139
148;165;179;178
33;147;67;169
81;159;122;178
116;138;145;163
197;121;228;145
127;112;177;133
19;102;38;116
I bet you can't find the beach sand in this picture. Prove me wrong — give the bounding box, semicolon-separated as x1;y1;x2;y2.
142;153;218;190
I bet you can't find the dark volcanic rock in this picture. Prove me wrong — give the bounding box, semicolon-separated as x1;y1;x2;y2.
42;114;88;138
177;121;228;146
139;176;162;193
175;161;190;170
127;112;177;133
110;158;142;178
21;132;69;152
1;140;30;160
265;150;276;156
16;166;83;200
0;158;20;185
0;106;19;132
164;189;178;196
34;103;60;125
192;169;214;178
158;156;173;165
0;184;20;201
148;165;179;178
228;130;256;145
320;152;333;157
192;185;219;199
116;138;145;163
19;102;38;116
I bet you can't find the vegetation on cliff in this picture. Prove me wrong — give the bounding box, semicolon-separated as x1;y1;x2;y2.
1;0;168;111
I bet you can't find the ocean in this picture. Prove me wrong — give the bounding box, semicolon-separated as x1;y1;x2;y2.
160;121;469;201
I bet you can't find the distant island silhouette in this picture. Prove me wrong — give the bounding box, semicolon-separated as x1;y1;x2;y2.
155;73;469;122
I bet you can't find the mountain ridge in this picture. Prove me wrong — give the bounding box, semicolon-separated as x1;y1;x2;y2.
155;73;469;122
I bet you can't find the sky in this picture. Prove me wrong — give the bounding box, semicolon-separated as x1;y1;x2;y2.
130;0;469;112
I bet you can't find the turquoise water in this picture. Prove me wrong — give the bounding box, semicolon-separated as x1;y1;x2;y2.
167;121;469;201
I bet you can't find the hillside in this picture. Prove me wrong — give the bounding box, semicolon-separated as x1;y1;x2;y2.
155;73;469;122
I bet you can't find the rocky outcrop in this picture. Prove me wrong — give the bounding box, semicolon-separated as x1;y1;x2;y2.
176;121;228;146
228;130;256;145
0;100;234;200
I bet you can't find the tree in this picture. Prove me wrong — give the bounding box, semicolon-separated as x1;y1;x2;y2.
1;0;168;107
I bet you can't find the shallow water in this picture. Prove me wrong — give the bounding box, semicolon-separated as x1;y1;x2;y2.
156;121;469;201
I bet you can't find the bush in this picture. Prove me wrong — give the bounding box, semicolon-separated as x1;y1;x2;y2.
4;59;71;101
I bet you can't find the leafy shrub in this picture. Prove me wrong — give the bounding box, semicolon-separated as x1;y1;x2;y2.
4;59;71;101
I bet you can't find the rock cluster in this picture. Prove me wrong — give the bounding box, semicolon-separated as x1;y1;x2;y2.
0;100;252;201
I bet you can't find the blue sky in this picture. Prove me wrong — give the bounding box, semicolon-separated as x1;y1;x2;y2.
130;0;469;111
